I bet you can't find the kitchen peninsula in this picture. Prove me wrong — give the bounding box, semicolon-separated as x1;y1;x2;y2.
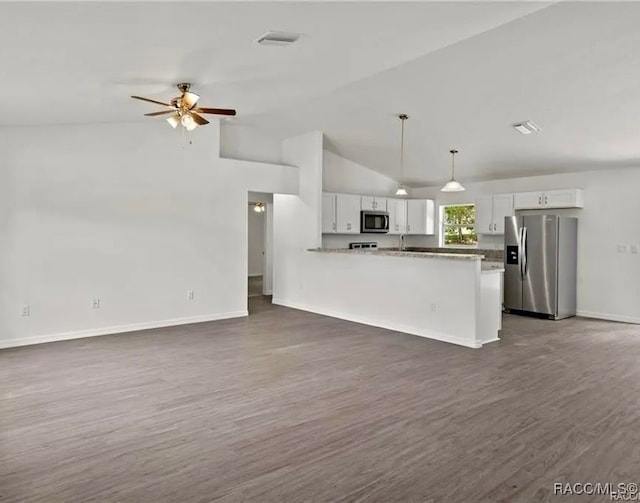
304;248;503;348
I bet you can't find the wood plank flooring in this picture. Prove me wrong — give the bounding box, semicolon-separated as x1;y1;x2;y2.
2;297;640;502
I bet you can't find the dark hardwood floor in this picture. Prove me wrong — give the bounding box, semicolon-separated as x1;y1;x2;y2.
248;275;263;297
2;297;640;502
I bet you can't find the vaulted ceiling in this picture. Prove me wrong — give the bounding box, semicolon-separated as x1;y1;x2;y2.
1;2;639;186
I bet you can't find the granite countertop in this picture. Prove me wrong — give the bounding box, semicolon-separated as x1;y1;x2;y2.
307;248;483;261
383;247;504;261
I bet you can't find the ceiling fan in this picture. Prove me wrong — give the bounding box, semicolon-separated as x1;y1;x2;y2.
131;83;236;131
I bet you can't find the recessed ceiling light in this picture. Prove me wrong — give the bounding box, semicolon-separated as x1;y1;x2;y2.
256;31;300;46
513;121;541;135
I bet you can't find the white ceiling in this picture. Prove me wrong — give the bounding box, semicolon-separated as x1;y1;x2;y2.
2;2;639;185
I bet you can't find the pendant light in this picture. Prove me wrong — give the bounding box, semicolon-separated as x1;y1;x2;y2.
441;149;465;192
395;114;409;196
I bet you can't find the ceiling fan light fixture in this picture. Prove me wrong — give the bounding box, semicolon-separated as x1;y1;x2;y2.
182;92;200;109
132;83;236;132
181;113;197;131
166;114;180;128
441;149;465;192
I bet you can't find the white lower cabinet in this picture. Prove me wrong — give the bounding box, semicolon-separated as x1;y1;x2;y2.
406;199;435;235
386;198;407;235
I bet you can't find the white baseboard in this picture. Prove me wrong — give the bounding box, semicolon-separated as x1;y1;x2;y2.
272;298;482;349
0;310;248;350
576;310;640;325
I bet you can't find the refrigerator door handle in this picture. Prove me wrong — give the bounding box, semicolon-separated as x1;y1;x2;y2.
521;226;528;278
518;227;523;279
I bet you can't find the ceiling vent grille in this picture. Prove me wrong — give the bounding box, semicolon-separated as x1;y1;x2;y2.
513;121;541;135
256;31;300;46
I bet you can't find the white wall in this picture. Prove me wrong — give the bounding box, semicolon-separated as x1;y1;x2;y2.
0;121;298;348
323;149;399;195
273;132;324;303
220;122;283;166
297;251;482;348
411;166;640;323
247;207;265;277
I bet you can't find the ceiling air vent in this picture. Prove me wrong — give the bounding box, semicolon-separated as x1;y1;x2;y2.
513;121;541;135
256;31;300;46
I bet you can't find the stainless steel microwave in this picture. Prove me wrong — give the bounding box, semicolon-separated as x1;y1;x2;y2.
360;210;389;234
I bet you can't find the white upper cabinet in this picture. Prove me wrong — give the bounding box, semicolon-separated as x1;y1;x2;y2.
492;194;514;234
476;194;513;235
322;192;435;235
512;192;542;210
387;198;407;235
322;193;337;234
335;194;361;234
513;189;584;210
361;196;387;212
475;196;494;235
406;199;435;235
544;189;584;208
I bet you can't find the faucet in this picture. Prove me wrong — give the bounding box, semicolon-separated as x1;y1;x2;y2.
399;234;406;252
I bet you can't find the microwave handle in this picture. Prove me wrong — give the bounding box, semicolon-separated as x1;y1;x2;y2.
384;214;390;230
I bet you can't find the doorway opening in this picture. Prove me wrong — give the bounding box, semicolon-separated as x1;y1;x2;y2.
247;192;273;304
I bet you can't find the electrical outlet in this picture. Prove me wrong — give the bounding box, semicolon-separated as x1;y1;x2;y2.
631;244;639;255
618;244;628;253
187;290;195;300
92;298;100;309
430;302;437;312
21;304;30;317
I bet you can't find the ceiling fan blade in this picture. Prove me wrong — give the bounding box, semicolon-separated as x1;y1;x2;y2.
192;107;236;116
131;95;172;107
182;92;200;109
144;110;177;117
190;112;209;126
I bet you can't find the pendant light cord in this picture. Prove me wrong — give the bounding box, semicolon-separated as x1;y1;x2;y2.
450;149;458;180
400;118;405;178
399;114;408;180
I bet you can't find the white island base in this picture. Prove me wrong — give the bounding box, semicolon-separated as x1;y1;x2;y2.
275;249;503;349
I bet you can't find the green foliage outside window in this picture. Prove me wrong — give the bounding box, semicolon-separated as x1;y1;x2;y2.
443;204;477;246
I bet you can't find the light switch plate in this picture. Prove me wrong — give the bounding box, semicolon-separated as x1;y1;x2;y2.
631;244;639;254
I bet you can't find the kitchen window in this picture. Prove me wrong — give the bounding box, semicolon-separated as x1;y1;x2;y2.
440;204;477;247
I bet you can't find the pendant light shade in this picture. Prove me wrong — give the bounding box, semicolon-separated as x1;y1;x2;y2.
395;114;409;197
441;149;465;192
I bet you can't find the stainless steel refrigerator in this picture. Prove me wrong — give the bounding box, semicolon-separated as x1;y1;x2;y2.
504;215;578;320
